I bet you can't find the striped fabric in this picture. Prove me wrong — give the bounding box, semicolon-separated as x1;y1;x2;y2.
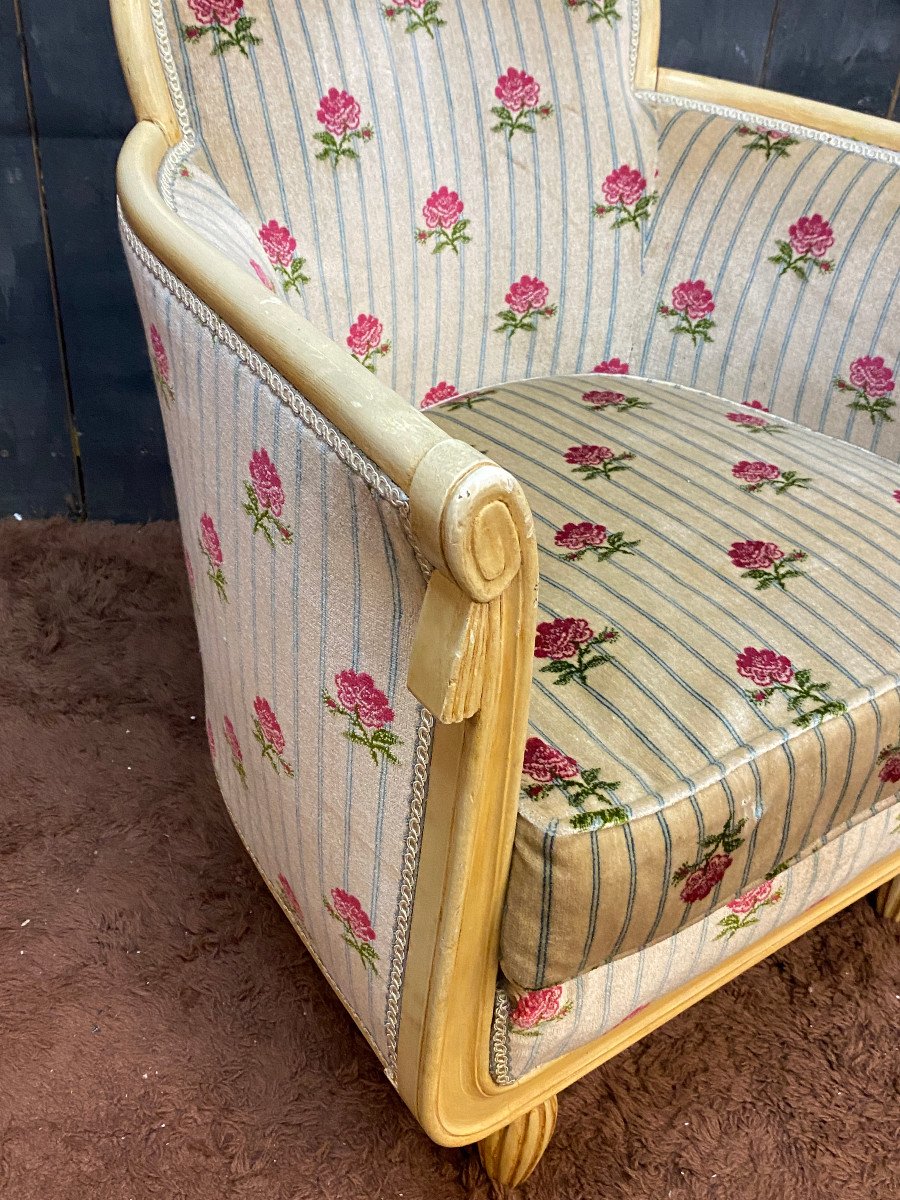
148;3;900;459
491;797;900;1084
149;0;656;401
168;155;281;293
424;375;900;989
121;216;433;1076
638;105;900;461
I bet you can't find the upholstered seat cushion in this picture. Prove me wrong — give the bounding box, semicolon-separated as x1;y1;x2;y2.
424;375;900;989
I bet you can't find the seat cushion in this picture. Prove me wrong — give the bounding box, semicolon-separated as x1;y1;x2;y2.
423;374;900;989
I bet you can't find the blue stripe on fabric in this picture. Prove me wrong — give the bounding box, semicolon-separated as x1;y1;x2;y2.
264;0;334;330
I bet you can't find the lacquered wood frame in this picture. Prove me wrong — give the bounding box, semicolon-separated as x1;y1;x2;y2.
111;0;900;1182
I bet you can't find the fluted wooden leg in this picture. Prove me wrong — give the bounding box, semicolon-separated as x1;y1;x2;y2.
874;874;900;921
478;1096;558;1189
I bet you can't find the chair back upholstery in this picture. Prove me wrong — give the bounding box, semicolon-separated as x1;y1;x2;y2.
150;0;656;403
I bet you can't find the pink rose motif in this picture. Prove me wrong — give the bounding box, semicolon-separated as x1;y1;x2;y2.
510;986;565;1031
278;873;303;919
258;222;309;293
534;617;594;660
313;90;372;165
259;220;296;268
849;356;895;399
383;0;444;36
243;449;293;546
326;887;379;971
249;259;276;292
727;412;768;428
680;853;733;904
555;522;608;552
879;754;900;784
421;381;459;409
417;188;470;254
252;696;293;776
150;324;170;381
736;647;794;687
894;490;900;503
346;314;390;371
324;670;402;765
772;214;835;278
330;888;376;941
334;669;395;728
595;164;657;230
347;314;383;354
496;276;556;337
729;541;807;591
602;165;647;207
727;880;773;915
422;186;464;230
183;0;258;54
593;357;629;374
492;68;552;139
837;355;897;423
206;717;216;759
744;400;769;410
248;448;285;517
522;736;579;784
731;460;780;485
659;280;716;345
316;88;360;136
253;696;285;754
495;67;540;112
582;387;648;414
738;125;798;159
223;715;242;763
671;279;715;321
566;445;612;467
199;513;222;567
583;389;626;408
728;540;784;571
788;214;834;258
564;443;635;481
506;275;549;314
223;714;246;784
187;0;245;26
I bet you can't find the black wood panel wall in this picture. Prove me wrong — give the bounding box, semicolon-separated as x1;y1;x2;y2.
2;0;898;522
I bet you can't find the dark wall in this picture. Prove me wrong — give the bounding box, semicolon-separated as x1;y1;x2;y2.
2;0;898;522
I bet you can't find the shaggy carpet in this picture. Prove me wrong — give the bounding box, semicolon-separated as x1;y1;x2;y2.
0;517;898;1200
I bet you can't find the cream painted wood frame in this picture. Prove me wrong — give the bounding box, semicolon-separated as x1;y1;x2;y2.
111;0;900;1183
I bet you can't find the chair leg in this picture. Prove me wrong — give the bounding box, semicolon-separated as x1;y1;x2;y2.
874;874;900;921
477;1096;558;1189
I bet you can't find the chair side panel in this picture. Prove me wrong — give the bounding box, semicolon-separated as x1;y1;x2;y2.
121;217;433;1073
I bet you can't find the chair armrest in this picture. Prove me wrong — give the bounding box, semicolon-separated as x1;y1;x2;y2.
117;121;534;607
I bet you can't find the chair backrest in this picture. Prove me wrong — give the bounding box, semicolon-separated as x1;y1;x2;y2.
149;0;656;404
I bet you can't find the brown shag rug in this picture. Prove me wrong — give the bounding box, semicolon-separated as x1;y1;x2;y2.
1;517;898;1199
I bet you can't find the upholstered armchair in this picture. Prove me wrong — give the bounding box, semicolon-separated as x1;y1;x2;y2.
112;0;900;1186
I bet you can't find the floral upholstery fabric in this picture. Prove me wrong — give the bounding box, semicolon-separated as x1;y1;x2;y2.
424;375;900;988
167;155;281;292
147;1;899;461
121;217;433;1074
149;0;656;399
638;105;900;461
491;798;900;1084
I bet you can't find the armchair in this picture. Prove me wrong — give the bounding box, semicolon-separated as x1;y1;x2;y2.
112;0;900;1186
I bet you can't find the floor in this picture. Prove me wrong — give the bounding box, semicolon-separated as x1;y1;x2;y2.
1;516;897;1199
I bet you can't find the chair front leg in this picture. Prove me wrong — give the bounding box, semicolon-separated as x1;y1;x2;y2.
477;1096;558;1189
874;873;900;921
